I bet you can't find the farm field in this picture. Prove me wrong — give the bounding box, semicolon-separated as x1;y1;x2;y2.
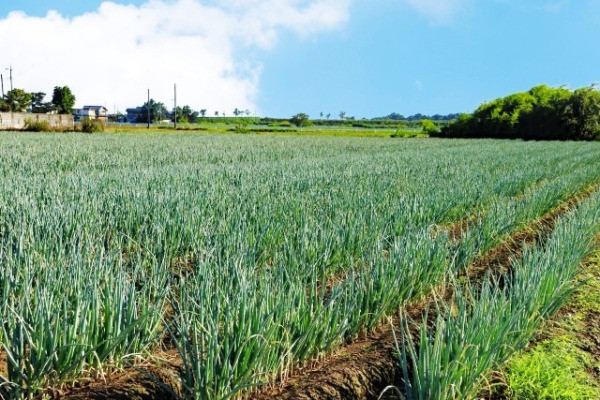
1;132;600;399
106;121;406;138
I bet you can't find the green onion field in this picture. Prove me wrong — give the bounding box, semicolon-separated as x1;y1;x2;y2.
1;132;600;399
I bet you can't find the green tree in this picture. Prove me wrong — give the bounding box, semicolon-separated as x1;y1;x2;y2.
200;109;207;117
136;99;168;123
31;92;46;111
518;85;570;140
173;106;184;123
51;86;76;114
30;92;55;113
441;84;600;140
290;113;311;127
2;89;33;112
420;119;439;135
182;106;199;123
564;86;600;140
172;105;199;123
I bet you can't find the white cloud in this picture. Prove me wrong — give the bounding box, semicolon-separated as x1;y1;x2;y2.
0;0;350;114
404;0;468;25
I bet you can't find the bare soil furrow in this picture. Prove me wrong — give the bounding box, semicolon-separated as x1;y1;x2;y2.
53;183;599;400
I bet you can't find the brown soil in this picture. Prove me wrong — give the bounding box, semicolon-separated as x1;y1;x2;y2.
248;188;596;400
36;183;599;400
55;351;181;400
252;325;400;400
247;236;545;399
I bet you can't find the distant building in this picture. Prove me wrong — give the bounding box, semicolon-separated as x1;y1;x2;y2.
125;107;172;124
126;107;144;123
73;106;108;122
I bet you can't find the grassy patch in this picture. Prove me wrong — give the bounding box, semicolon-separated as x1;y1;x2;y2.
505;337;599;399
498;249;600;399
571;257;600;314
104;123;401;138
390;129;428;138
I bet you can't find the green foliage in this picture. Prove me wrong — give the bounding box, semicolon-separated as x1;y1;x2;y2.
80;118;105;133
23;119;51;132
51;86;76;114
232;107;251;117
397;184;600;400
1;136;600;397
565;87;600;140
234;120;250;133
136;99;168;123
440;84;600;140
290;113;311;127
499;246;600;400
420;119;439;135
30;92;55;113
173;105;200;124
506;338;599;399
391;129;424;138
270;120;292;127
1;88;33;112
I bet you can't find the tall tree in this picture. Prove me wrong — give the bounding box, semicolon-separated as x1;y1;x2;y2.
172;105;199;123
441;84;600;140
31;92;46;111
51;86;76;114
2;88;32;112
136;99;168;123
181;105;199;123
30;92;55;113
290;113;311;127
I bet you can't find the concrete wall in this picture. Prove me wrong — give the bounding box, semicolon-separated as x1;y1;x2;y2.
0;112;74;131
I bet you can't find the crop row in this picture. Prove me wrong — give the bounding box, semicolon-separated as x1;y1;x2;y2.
0;134;599;398
397;183;600;399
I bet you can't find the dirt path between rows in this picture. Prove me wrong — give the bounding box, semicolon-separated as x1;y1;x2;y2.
249;189;593;400
54;185;597;400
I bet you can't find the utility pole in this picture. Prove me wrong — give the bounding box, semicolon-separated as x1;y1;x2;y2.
173;83;177;129
7;66;12;91
1;74;4;98
147;89;150;129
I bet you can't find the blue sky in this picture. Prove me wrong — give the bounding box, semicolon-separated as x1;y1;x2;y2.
0;0;598;118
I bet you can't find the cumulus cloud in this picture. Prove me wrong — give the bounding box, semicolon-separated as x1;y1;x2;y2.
0;0;350;114
404;0;468;25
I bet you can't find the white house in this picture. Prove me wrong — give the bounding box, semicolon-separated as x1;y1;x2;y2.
73;106;108;122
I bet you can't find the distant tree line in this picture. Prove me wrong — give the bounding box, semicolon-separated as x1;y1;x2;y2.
0;86;75;114
373;112;461;121
132;101;254;124
438;84;600;140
